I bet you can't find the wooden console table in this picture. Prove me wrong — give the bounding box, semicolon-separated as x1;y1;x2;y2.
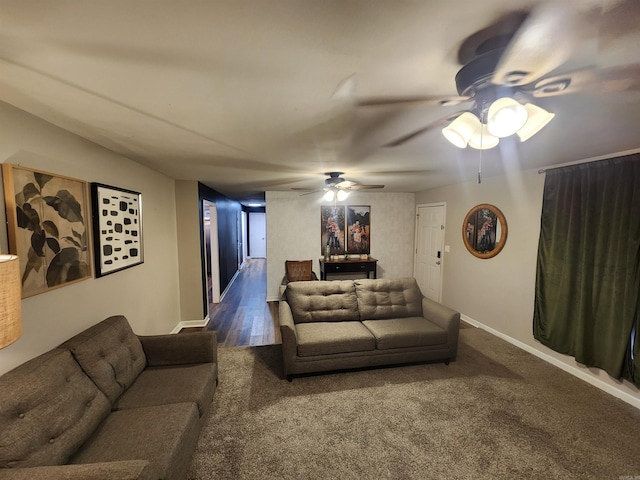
319;257;378;280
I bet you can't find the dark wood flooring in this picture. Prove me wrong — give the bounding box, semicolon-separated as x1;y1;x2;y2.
186;258;281;348
182;258;468;346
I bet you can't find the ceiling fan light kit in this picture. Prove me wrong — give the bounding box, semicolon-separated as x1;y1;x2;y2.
441;97;553;149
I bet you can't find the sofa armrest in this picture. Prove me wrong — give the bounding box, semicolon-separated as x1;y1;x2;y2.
278;300;298;377
422;297;460;359
139;331;217;367
0;460;150;480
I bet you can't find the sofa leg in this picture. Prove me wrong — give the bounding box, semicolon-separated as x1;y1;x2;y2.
286;375;293;382
444;359;451;365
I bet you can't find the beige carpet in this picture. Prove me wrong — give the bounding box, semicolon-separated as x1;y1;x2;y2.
188;327;640;480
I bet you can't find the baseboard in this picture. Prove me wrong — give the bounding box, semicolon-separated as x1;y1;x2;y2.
460;314;640;410
266;295;280;302
170;315;210;334
220;269;241;302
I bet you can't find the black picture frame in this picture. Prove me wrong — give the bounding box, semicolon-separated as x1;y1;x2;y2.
91;183;143;277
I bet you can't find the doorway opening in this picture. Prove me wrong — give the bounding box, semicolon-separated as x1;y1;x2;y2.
202;200;221;317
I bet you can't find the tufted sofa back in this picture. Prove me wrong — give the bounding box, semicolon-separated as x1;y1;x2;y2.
60;315;146;404
0;349;111;469
355;278;423;320
285;280;359;323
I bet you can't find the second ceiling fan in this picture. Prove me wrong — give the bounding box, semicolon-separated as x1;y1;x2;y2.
292;172;384;201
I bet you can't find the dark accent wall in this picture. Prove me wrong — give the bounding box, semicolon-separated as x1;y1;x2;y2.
198;183;242;307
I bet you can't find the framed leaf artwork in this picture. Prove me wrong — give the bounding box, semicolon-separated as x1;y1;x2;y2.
2;164;92;297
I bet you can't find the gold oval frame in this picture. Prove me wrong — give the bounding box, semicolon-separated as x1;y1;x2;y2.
462;204;508;259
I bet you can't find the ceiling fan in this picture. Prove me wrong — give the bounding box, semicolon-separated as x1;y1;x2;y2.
357;0;640;149
292;172;384;201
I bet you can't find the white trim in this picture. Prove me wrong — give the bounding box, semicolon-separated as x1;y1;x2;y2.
170;315;210;334
538;147;640;173
219;269;240;302
266;295;280;302
461;314;640;410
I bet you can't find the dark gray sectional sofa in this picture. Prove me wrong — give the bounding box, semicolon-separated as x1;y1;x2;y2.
0;315;218;480
279;277;460;379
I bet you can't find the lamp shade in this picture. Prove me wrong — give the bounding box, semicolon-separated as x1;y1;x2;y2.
442;112;480;148
0;254;21;349
516;103;555;142
323;190;335;202
487;97;528;138
468;123;499;150
336;189;350;201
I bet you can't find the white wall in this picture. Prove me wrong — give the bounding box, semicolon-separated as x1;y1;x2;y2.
0;101;181;375
415;166;640;408
265;191;416;301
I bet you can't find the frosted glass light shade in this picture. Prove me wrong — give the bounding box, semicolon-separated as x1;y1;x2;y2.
0;254;21;349
336;189;350;201
468;123;499;150
442;112;480;148
487;97;528;138
323;190;335;202
516;103;555;142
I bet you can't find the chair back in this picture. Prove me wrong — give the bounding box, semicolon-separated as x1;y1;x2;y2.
285;260;314;282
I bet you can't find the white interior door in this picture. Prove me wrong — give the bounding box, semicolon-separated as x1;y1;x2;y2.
414;203;445;302
203;201;220;308
249;212;266;258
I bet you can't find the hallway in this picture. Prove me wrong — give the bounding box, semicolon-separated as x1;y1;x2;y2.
205;258;280;348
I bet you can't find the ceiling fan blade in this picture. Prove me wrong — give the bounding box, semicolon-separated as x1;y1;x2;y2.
530;63;640;97
349;185;385;190
382;112;465;148
493;3;594;87
356;95;471;108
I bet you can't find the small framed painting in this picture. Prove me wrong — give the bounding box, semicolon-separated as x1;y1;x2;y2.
1;164;92;297
91;183;143;277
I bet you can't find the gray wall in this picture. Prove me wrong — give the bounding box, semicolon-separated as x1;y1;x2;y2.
0;101;181;375
265;191;416;301
415;165;640;408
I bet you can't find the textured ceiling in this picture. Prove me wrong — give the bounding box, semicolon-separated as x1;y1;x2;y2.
0;0;639;204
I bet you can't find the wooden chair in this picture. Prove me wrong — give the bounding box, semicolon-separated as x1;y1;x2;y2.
283;260;318;284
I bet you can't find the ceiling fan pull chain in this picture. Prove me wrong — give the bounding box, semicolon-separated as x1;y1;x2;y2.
478;115;483;184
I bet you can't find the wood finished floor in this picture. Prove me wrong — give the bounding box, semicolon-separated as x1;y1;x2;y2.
188;258;281;348
182;258;468;346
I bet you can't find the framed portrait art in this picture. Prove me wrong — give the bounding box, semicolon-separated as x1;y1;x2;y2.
321;205;346;255
2;164;92;297
91;183;144;277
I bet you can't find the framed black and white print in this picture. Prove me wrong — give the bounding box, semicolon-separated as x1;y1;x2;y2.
91;183;143;277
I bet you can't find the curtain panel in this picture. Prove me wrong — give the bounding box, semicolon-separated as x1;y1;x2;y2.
533;155;640;384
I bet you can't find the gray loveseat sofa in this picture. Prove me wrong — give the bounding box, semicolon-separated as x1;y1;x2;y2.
279;277;460;380
0;315;217;480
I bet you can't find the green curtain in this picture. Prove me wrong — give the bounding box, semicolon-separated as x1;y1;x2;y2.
533;155;640;384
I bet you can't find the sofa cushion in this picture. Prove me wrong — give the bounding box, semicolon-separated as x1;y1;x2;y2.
0;349;111;468
113;363;217;417
285;280;359;323
362;317;448;350
355;278;423;320
296;321;376;356
71;403;200;480
60;316;146;404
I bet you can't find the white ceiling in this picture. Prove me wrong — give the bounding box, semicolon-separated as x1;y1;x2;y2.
1;0;639;204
